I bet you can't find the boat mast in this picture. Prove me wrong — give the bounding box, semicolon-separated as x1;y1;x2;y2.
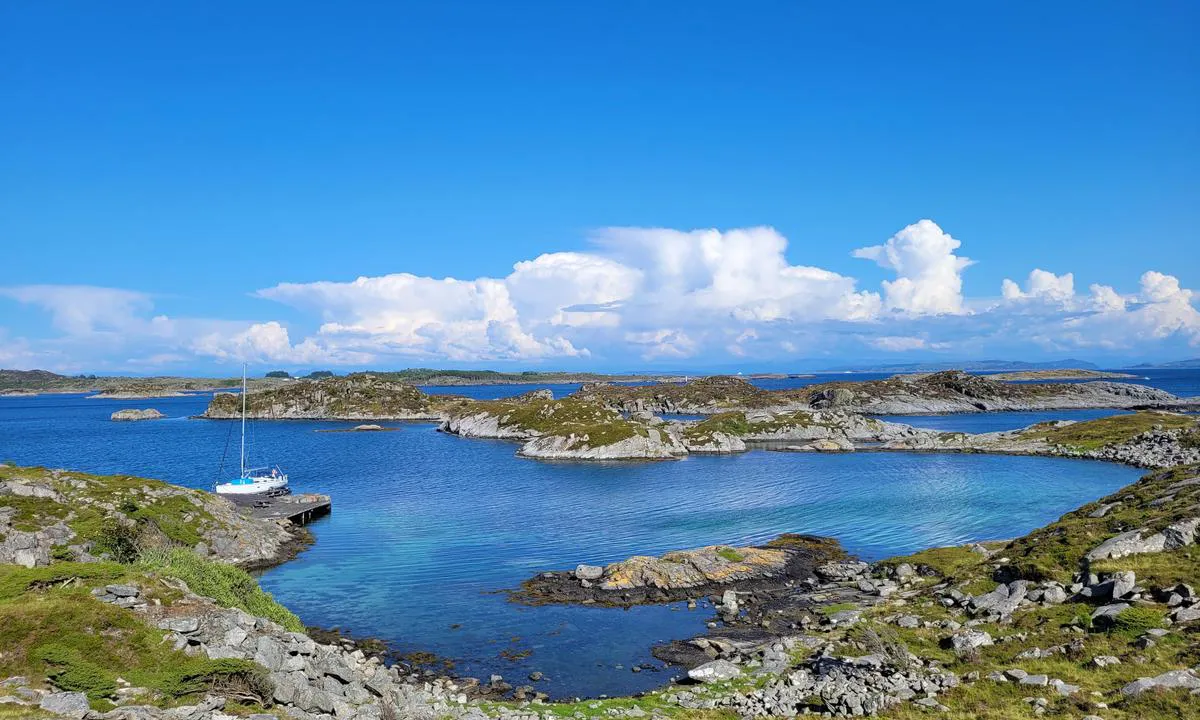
240;363;247;477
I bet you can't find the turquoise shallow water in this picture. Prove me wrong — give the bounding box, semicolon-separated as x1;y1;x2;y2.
0;391;1147;698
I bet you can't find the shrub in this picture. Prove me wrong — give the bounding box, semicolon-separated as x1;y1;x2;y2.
34;643;117;700
1111;606;1165;637
852;625;911;669
93;519;142;564
156;659;273;705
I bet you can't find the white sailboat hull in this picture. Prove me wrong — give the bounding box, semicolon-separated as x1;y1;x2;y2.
215;475;289;495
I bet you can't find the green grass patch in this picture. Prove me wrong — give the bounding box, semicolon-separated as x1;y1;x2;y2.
1;495;72;533
715;546;744;562
878;544;988;579
819;602;858;616
137;548;303;632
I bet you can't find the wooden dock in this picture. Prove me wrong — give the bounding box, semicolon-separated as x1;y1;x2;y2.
229;492;332;525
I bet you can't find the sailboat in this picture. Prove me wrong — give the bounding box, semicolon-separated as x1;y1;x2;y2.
215;365;289;496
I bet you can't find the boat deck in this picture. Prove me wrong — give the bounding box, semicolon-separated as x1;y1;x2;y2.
228;492;332;525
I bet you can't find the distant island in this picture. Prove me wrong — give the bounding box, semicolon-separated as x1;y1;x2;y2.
0;369;244;395
1127;357;1200;370
987;368;1138;382
0;367;684;395
819;359;1102;373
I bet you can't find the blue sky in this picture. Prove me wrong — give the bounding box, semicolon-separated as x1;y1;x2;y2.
2;2;1198;373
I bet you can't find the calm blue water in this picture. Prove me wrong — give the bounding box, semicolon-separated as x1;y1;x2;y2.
0;391;1148;698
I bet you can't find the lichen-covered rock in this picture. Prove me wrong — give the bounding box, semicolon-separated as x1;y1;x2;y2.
597;545;789;591
39;692;90;719
1120;669;1200;696
1086;529;1168;561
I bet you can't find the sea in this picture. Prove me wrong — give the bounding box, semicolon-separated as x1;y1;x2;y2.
0;368;1195;698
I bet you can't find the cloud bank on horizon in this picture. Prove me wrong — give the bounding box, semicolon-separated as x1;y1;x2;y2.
3;219;1199;372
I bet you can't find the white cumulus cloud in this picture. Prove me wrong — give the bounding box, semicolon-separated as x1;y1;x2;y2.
1001;269;1076;305
853;220;973;315
3;224;1198;370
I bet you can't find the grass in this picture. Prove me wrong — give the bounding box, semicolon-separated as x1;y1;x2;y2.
1020;411;1198;451
715;547;744;563
0;566;270;707
819;602;858;616
877;544;990;579
1110;606;1166;638
574;375;773;411
1091;546;1200;589
137;548;303;632
0;563;127;602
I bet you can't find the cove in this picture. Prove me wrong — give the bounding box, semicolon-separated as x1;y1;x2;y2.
0;393;1143;698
